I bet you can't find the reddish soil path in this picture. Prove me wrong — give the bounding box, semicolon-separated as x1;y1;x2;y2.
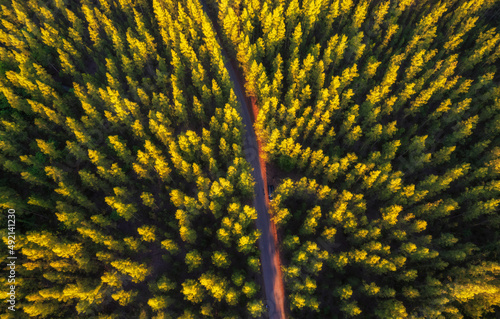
248;97;287;319
230;70;286;319
198;2;286;317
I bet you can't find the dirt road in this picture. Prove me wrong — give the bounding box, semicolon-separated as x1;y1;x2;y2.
228;68;287;319
226;67;287;319
198;2;286;317
222;55;286;319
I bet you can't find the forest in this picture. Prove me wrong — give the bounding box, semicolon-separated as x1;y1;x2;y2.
0;0;265;317
1;0;500;318
206;0;500;318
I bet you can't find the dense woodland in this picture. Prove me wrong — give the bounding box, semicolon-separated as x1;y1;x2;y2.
0;0;266;318
206;0;500;318
1;0;500;318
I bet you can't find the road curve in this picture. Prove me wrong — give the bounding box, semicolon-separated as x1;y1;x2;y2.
198;2;286;318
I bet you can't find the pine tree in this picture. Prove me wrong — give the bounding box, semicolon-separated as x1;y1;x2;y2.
110;259;150;283
185;250;203;272
181;279;204;304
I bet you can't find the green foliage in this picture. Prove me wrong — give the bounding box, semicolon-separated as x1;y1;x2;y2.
2;0;500;317
212;0;500;316
0;0;262;317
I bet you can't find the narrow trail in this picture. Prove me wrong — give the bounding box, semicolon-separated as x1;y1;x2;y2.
198;2;286;318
